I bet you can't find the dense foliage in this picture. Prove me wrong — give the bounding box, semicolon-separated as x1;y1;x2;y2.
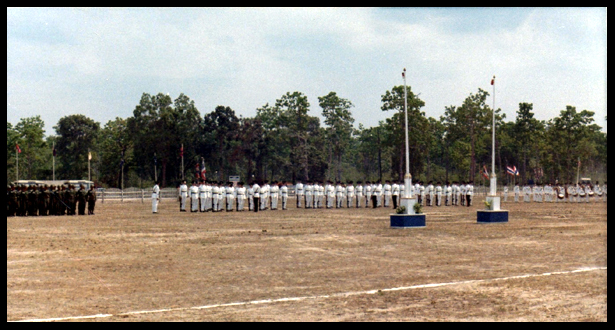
7;87;607;188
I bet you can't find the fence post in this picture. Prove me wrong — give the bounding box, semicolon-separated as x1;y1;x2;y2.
121;189;124;203
142;189;144;204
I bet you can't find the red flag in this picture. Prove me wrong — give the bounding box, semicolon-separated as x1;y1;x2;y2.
201;159;207;180
180;145;184;158
402;68;406;78
491;77;495;85
482;165;489;179
195;163;201;180
16;144;21;154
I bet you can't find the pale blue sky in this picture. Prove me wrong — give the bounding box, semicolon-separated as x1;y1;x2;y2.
7;7;607;135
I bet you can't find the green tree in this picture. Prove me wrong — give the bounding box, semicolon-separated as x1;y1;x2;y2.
98;117;132;188
54;114;100;180
319;92;354;181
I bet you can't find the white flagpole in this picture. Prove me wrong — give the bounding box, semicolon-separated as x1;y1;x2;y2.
489;75;497;196
53;142;55;181
16;147;19;181
402;68;412;198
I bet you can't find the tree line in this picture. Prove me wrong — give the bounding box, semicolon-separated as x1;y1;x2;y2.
6;86;607;189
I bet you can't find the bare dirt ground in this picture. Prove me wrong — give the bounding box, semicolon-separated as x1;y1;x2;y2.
7;196;607;322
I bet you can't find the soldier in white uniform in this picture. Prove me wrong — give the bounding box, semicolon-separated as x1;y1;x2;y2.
435;182;443;206
355;181;363;208
280;182;289;210
445;182;452;206
566;183;576;203
225;183;235;211
325;181;335;209
252;181;261;213
556;183;566;203
336;182;345;208
383;181;392;208
503;184;509;202
585;184;592;203
364;182;372;208
346;181;355;208
373;181;382;207
318;182;325;208
270;181;279;210
577;184;586;203
204;181;213;211
534;184;543;203
522;183;531;203
513;183;520;203
189;181;199;212
594;181;602;203
391;181;400;209
152;181;160;214
295;181;304;208
179;180;188;212
211;182;220;212
247;183;254;211
199;180;207;212
236;182;246;211
305;182;313;209
465;181;474;207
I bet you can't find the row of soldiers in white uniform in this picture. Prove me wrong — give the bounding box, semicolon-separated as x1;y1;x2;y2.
293;180;476;209
502;182;607;203
172;180;292;212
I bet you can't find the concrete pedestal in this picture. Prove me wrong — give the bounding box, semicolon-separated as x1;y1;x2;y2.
390;214;426;228
477;210;509;223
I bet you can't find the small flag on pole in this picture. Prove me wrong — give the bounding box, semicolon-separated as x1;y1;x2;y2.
491;76;495;85
180;145;184;158
402;68;406;78
88;152;92;161
195;163;201;180
506;165;519;176
201;158;207;180
482;165;489;180
16;144;21;153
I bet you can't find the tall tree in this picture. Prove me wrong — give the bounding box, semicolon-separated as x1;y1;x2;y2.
380;85;428;181
98;117;132;187
54;114;100;180
319;92;354;181
201;106;239;182
275;92;312;182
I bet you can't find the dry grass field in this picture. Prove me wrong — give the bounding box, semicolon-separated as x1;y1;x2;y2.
7;196;607;322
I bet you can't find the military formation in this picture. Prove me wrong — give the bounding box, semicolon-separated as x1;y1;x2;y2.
164;179;479;214
7;183;97;217
503;181;607;203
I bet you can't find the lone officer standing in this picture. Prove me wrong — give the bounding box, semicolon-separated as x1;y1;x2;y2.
86;185;97;215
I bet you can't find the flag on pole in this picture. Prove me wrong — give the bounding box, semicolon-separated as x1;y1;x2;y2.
180;145;184;158
402;68;406;78
491;76;495;85
16;144;21;153
506;165;519;176
88;152;92;160
195;163;201;180
200;158;207;180
482;165;489;180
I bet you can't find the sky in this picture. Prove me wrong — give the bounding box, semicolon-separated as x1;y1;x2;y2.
7;7;607;136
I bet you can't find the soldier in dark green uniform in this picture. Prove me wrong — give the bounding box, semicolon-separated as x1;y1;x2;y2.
40;185;51;216
86;186;97;215
8;185;18;217
28;185;39;216
60;185;68;216
76;184;87;215
18;185;27;216
67;185;77;216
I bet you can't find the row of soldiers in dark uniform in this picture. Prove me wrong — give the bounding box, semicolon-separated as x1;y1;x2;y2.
7;184;97;217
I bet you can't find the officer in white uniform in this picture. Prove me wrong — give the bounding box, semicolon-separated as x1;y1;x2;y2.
435;182;443;206
189;181;199;212
295;181;304;208
152;181;160;213
247;183;254;211
465;181;474;207
445;182;452;206
252;181;261;213
383;181;392;208
503;184;509;202
211;182;220;212
363;182;372;208
280;182;289;210
335;182;344;208
179;180;188;212
594;181;602;203
523;183;531;203
453;182;460;206
514;183;520;203
305;182;313;209
236;182;246;211
225;183;235;211
199;180;207;212
374;181;383;207
391;181;400;209
270;181;279;210
544;184;552;203
318;182;325;208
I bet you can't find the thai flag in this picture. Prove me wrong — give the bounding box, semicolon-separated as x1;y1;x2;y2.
200;159;206;180
507;166;518;176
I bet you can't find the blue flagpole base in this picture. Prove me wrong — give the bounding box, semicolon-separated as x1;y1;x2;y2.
390;214;426;228
477;210;509;223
